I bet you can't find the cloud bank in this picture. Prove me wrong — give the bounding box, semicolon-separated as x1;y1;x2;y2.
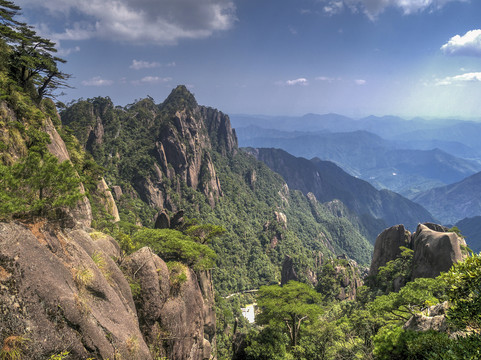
441;29;481;57
81;77;114;86
321;0;466;19
17;0;237;45
436;72;481;85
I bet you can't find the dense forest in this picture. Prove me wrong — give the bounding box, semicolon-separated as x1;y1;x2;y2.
0;1;480;359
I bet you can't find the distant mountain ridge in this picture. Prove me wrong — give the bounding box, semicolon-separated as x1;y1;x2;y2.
413;171;481;224
248;148;436;241
235;126;481;196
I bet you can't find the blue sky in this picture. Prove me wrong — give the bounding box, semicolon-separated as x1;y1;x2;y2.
14;0;481;118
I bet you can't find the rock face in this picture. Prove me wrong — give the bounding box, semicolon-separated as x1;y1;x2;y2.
403;302;449;333
369;223;467;281
97;178;120;222
0;222;216;360
122;248;216;360
411;224;466;279
61;86;237;212
0;222;150;359
281;255;298;285
369;225;411;276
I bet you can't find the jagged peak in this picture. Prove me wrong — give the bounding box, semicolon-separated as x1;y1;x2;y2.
161;85;198;113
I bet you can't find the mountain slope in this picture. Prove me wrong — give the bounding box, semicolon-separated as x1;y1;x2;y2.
61;86;373;294
249;148;436;240
412;171;481;224
455;216;481;253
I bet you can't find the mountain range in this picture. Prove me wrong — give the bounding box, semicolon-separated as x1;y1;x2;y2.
235;125;481;197
247;148;435;242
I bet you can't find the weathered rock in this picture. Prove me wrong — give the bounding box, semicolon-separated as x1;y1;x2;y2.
411;224;466;279
171;210;185;229
281;255;298;285
154;211;171;229
42;115;93;228
111;185;123;201
403;302;449;332
97;178;120;222
0;222;151;360
369;224;410;276
123;248;215;360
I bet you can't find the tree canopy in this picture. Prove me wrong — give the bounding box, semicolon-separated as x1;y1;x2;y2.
0;0;69;102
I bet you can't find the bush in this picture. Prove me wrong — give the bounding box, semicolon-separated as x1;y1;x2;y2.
132;228;216;270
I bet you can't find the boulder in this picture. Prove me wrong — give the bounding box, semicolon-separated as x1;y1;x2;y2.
403;302;449;332
411;224;466;279
369;224;411;276
0;222;151;360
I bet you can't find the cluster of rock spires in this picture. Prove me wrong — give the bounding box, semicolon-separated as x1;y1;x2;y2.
0;97;216;359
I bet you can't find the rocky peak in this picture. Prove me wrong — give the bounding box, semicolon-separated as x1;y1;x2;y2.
160;85;198;114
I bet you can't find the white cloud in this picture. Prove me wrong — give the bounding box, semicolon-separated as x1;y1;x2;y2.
316;76;335;82
323;0;344;15
81;77;114;86
17;0;237;45
286;78;309;86
140;76;172;84
319;0;466;20
355;79;366;85
130;60;161;70
441;29;481;57
436;72;481;86
131;76;172;85
57;46;80;57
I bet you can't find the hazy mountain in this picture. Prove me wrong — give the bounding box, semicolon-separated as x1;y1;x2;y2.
412;171;481;224
235;127;481;196
248;148;436;241
455;216;481;253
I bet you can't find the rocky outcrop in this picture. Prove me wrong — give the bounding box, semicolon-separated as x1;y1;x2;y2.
96;178;120;222
0;222;216;360
403;302;449;333
369;225;411;276
0;222;150;359
281;255;298;285
61;86;238;212
369;223;467;281
411;224;466;279
123;248;215;360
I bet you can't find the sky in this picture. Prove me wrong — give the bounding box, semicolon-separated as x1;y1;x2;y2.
13;0;481;119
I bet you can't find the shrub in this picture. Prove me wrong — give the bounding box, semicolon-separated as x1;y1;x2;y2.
132;228;216;270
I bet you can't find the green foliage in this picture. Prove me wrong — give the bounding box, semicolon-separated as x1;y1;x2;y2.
132;228;216;270
373;327;481;360
442;253;481;331
244;327;289;360
0;2;70;103
370;246;413;294
256;281;323;348
48;351;70;360
0;147;83;220
369;277;447;323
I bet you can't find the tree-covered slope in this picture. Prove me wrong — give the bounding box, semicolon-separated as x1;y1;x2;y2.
61;86;373;294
